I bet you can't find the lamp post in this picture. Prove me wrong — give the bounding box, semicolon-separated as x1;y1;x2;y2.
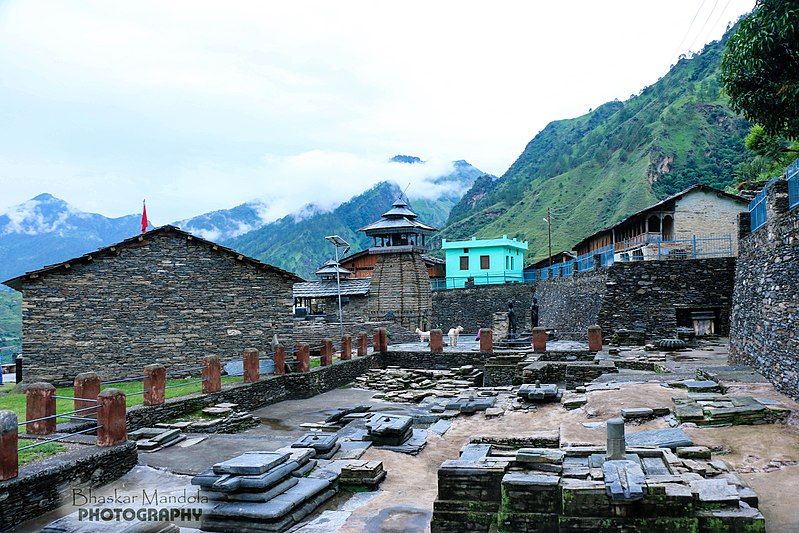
325;235;350;338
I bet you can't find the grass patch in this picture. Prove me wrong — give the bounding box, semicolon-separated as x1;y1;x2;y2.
0;376;244;421
18;439;65;466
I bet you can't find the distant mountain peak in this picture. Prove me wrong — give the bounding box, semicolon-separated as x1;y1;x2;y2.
390;155;424;164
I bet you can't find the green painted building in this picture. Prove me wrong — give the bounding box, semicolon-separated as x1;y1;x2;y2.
440;236;529;289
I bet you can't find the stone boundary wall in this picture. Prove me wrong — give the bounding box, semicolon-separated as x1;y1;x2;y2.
378;350;494;370
730;180;799;400
0;442;137;531
597;258;737;340
126;355;375;430
291;318;418;351
430;283;533;332
534;271;607;340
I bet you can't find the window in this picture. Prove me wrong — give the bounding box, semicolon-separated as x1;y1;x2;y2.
505;257;509;270
480;255;490;269
459;256;469;270
510;257;514;270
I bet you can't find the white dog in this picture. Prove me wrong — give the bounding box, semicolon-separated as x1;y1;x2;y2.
415;327;430;343
448;326;464;347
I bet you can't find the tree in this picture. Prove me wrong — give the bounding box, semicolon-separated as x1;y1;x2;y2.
721;0;799;138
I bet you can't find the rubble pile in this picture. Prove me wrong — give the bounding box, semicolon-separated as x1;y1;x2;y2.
156;402;260;434
517;382;561;403
193;450;335;532
339;460;387;489
356;366;483;402
674;394;790;426
129;427;186;451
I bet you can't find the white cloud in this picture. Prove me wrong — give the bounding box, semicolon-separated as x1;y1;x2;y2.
0;0;757;222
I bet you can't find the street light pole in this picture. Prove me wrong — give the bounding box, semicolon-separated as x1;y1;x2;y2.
334;244;344;338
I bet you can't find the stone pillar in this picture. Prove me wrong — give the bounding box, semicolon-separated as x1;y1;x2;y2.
737;212;752;240
25;382;55;435
357;332;368;357
296;344;310;373
273;345;286;375
97;389;127;447
377;327;389;354
243;348;260;383
320;339;334;366
606;417;626;460
341;336;352;361
430;329;444;353
532;327;547;353
74;372;100;418
0;410;18;480
588;325;603;352
766;179;789;219
143;364;166;406
479;328;493;353
372;330;381;352
202;356;221;393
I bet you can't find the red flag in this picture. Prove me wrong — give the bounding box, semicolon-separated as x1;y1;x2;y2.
141;200;148;233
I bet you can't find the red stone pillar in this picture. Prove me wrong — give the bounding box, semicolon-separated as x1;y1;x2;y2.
341;336;352;361
243;348;260;383
25;382;56;435
74;372;100;418
588;325;603;352
296;344;310;373
378;327;388;354
97;389;126;447
532;327;547;353
357;332;368;357
479;328;493;354
273;345;286;375
143;364;166;406
202;356;221;393
430;329;444;353
320;339;334;366
0;410;19;480
372;330;381;353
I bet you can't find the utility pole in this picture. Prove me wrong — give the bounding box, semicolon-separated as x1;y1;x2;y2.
546;207;553;267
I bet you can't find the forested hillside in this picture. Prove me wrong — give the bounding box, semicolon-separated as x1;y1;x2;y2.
440;32;754;263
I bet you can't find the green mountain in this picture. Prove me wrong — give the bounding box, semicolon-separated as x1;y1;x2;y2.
0;291;21;363
227;160;483;278
440;33;753;263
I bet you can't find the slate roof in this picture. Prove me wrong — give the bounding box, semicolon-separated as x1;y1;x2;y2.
293;278;371;298
358;198;437;233
2;224;302;291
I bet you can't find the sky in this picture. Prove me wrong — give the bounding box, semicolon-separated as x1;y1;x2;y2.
0;0;757;224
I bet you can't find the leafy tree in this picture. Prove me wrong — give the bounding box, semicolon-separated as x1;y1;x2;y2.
721;0;799;138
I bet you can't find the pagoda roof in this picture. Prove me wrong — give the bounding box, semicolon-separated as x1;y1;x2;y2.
359;197;437;234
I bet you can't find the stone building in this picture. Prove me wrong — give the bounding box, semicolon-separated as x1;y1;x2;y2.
3;225;301;384
292;260;370;318
573;184;748;260
730;177;799;401
338;249;445;280
359;198;435;330
440;236;528;288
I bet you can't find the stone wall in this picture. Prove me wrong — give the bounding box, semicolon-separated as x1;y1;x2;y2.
291;317;418;350
379;349;494;370
126;355;376;430
534;271;607;339
730;180;799;400
0;442;137;531
597;258;737;340
430;283;533;332
13;230;298;385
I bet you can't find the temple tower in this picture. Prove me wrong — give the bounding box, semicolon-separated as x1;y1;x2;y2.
359;198;436;330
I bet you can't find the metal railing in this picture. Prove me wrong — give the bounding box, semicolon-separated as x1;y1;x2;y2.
788;159;799;210
749;177;781;231
17;396;101;452
430;273;526;290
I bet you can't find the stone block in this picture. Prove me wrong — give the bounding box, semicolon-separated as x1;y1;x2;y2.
603;459;645;502
25;382;56;435
532;327;547;353
516;448;565;465
296;344;310;373
97;388;127;446
676;446;711;459
242;348;260;382
357;332;368;356
587;325;603;352
143;364;166;406
430;329;444;353
625;428;693;449
202;355;222;393
273;345;286;376
320;339;334;366
621;407;654;420
212;451;289;475
0;410;18;480
560;478;610;517
502;472;560;513
73;372;100;418
479;328;493;353
341;336;352;361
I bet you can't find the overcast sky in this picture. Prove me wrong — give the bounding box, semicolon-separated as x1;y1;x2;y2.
0;0;756;223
